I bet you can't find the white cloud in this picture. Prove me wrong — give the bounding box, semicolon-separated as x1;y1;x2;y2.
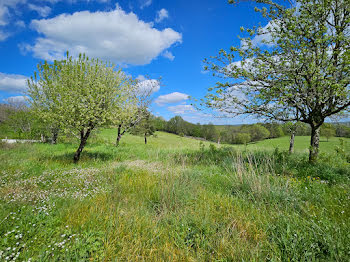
28;4;51;17
155;8;169;23
4;95;28;103
167;104;196;115
140;0;152;9
162;50;175;61
0;73;28;93
155;92;189;105
24;6;182;65
136;79;160;94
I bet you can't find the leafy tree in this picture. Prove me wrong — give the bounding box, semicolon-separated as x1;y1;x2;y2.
235;133;251;145
217;130;227;144
6;108;34;138
130;111;155;144
27;53;129;162
204;0;350;162
202;123;217;141
0;100;50;140
166;116;186;134
152;116;167;131
192;123;202;138
321;123;336;142
263;122;284;138
240;124;270;142
0;103;16;124
335;124;350;138
114;78;156;146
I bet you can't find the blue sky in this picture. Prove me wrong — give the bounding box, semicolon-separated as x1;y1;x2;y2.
0;0;268;124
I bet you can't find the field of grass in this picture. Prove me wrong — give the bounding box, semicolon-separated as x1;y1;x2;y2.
247;135;349;153
0;130;349;261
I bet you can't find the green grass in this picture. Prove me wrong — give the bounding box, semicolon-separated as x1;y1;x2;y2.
0;130;349;261
247;135;349;153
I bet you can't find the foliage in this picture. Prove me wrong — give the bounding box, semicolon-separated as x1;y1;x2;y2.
335;123;350;138
335;138;350;162
113;77;156;146
240;124;270;142
27;52;130;162
130;111;155;144
263;122;284;138
235;132;251;145
321;123;336;141
204;0;350;162
0;103;50;140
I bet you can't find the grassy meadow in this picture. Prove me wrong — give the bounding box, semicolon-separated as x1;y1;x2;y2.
0;130;350;261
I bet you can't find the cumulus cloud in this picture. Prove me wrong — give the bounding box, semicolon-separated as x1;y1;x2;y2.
167;104;196;115
162;50;175;61
0;73;28;93
28;4;51;17
23;6;182;65
136;79;160;94
155;8;169;23
155;92;189;105
0;0;114;41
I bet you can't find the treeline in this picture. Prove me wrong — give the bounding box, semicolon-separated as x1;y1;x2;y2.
1;102;350;147
0;102;53;141
151;115;350;145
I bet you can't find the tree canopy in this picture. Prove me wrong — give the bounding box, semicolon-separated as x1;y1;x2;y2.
27;53;131;162
204;0;350;162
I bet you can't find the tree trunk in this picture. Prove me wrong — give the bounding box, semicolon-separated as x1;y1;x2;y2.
218;137;221;145
51;129;58;144
74;128;92;163
144;133;147;144
309;125;321;163
116;124;122;147
289;131;295;154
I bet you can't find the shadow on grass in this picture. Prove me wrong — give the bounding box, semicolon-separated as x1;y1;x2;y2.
40;150;121;164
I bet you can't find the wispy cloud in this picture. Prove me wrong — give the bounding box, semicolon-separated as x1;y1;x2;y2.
28;4;51;18
140;0;152;9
